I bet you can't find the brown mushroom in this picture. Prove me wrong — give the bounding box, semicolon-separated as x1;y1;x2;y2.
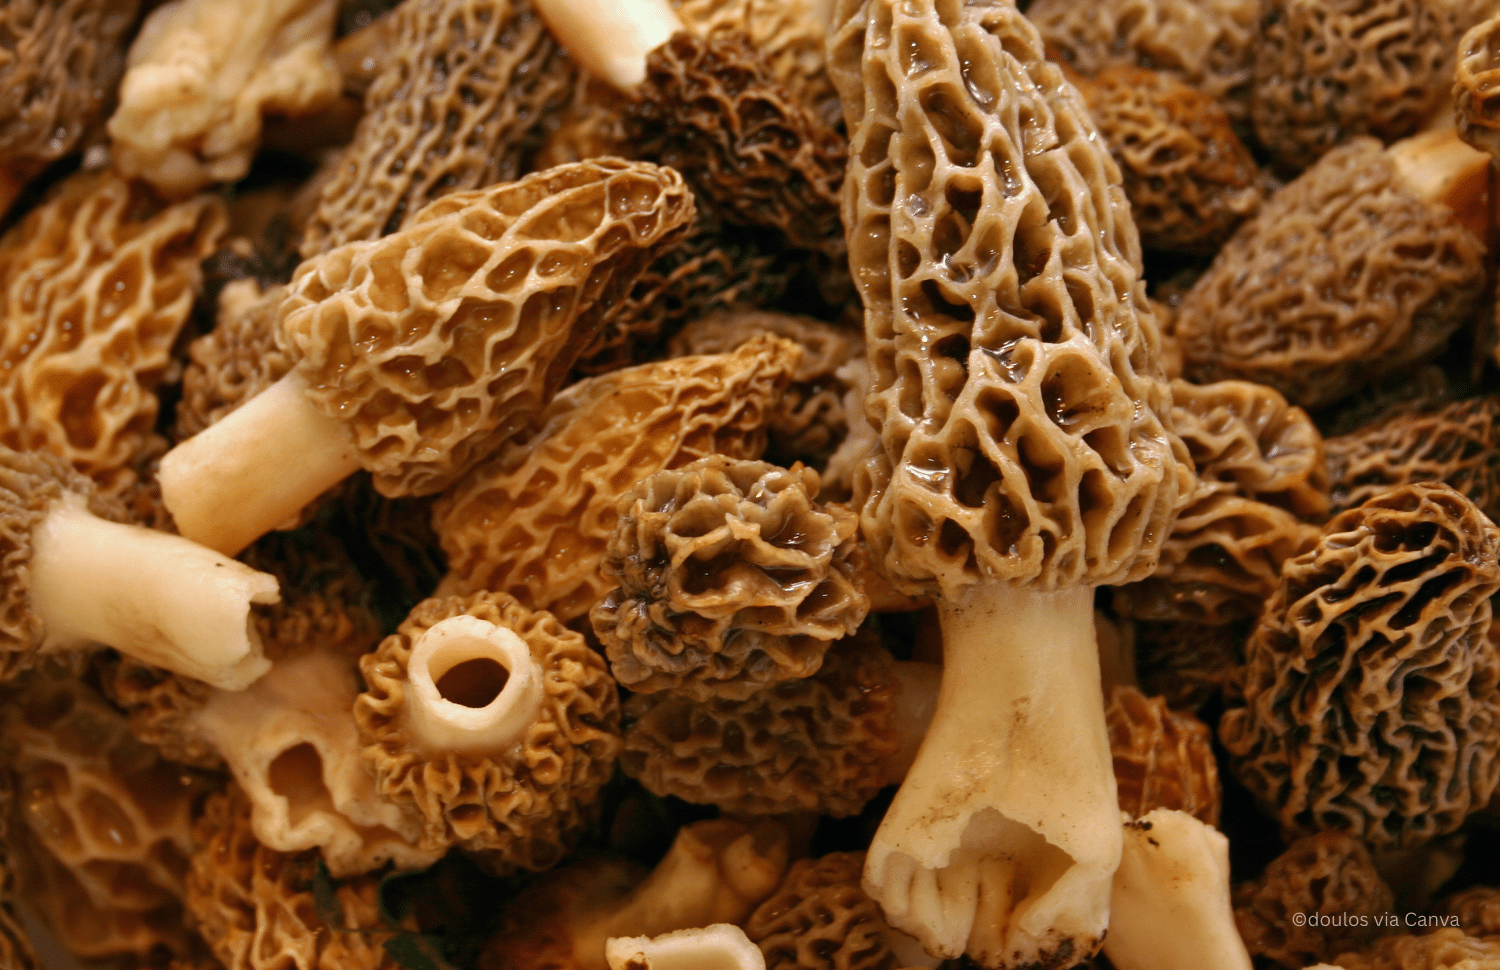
1174;135;1488;409
158;159;695;556
434;335;800;625
1135;619;1247;712
354;590;622;874
1332;928;1500;970
1456;14;1500;158
1220;483;1500;849
1105;684;1220;827
592;457;868;700
175;281;295;443
1232;832;1396;969
1432;885;1500;936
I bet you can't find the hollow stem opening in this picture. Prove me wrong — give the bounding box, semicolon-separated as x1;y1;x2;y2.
405;615;545;756
530;0;683;91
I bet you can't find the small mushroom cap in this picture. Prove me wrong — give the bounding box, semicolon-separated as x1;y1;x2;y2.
0;169;227;495
1220;482;1500;849
1456;15;1500;158
1134;619;1246;712
355;590;622;872
1332;928;1500;970
281;158;696;498
1079;66;1263;254
1326;395;1500;525
619;634;901;817
1232;832;1395;969
1175;138;1487;409
745;851;907;970
594;456;868;700
1105;684;1220;827
435;335;801;624
300;0;576;258
176;281;296;442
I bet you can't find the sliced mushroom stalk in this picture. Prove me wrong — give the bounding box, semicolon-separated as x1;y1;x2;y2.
403;614;545;756
530;0;682;90
605;925;766;970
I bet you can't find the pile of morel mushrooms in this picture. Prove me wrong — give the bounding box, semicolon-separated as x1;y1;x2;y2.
6;0;1500;968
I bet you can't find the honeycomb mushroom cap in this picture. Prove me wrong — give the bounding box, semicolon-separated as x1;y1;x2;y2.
620;635;901;816
1456;15;1500;158
176;281;296;442
1079;66;1262;254
354;590;622;872
594;457;867;700
529;73;630;171
1252;0;1466;172
1332;928;1500;970
1326;396;1500;525
185;786;403;970
1104;684;1220;826
281;158;696;498
1220;482;1500;849
1232;832;1396;969
1134;619;1247;712
744;852;903;970
435;335;801;624
1175;138;1487;409
0;169;227;496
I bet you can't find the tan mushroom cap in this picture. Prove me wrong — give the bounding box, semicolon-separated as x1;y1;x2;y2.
1456;14;1500;158
176;281;296;442
1134;619;1246;712
282;158;695;498
186;786;403;970
1079;66;1262;255
0;169;227;496
355;590;621;872
1221;482;1500;850
620;635;901;817
745;852;906;970
1105;684;1220;827
1175;138;1487;409
1333;929;1500;970
300;0;577;258
1232;832;1395;970
831;0;1192;598
1326;395;1500;525
594;457;867;700
435;335;801;624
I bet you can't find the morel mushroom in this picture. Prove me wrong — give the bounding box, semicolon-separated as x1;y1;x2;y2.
1105;685;1220;827
1220;483;1500;849
593;457;868;699
1174;134;1489;409
175;280;296;443
435;336;800;624
1333;930;1500;970
159;159;695;556
828;0;1194;962
1456;14;1500;158
354;590;621;874
1433;885;1500;936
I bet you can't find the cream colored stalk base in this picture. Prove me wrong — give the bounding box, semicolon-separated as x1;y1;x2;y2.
30;493;279;690
884;660;942;785
1104;809;1251;970
1388;128;1493;242
191;644;441;876
530;0;683;90
863;585;1120;968
405;615;546;757
160;368;360;556
605;925;765;970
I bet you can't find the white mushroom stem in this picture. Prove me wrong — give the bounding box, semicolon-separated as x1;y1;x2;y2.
605;925;766;970
863;584;1120;967
159;368;360;556
1387;128;1494;242
884;660;942;785
529;0;683;91
30;492;279;691
403;615;546;757
1103;809;1252;970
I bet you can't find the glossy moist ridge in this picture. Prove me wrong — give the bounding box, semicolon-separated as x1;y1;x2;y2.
1456;14;1500;157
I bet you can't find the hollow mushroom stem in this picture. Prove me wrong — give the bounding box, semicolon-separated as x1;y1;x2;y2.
403;615;546;757
863;585;1120;965
159;369;361;556
1387;128;1494;242
30;493;280;690
529;0;683;91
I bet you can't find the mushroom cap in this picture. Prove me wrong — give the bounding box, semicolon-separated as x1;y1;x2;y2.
0;169;227;496
1232;831;1395;969
1104;684;1221;826
1220;482;1500;849
1456;15;1500;158
744;851;902;970
619;634;900;817
830;0;1193;598
0;445;129;675
1079;66;1263;254
668;310;862;467
1326;395;1500;525
435;335;801;624
1252;0;1466;172
281;158;696;498
0;0;139;177
1333;928;1500;970
1134;619;1247;712
354;590;622;872
1174;138;1487;409
1432;886;1500;937
594;457;867;700
176;281;296;443
1026;0;1258;124
185;786;402;970
300;0;576;257
1318;364;1458;439
529;73;630;172
627;30;845;259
